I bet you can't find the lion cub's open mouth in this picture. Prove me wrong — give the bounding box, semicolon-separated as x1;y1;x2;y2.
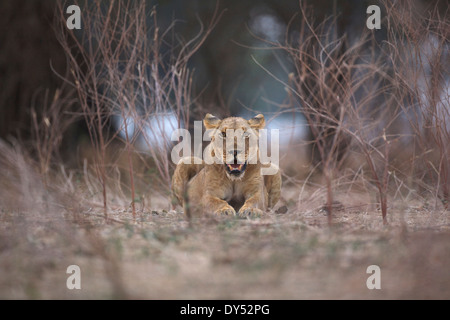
225;161;248;176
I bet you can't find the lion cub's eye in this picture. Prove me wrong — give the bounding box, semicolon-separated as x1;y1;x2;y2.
218;131;226;138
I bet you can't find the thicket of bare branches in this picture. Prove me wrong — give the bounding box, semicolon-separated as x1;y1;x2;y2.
384;0;449;209
55;0;220;219
273;1;448;224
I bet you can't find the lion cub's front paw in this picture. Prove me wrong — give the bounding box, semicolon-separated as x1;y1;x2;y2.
214;205;236;216
238;207;263;218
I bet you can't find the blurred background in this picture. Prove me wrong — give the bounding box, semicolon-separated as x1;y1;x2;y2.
0;0;448;207
0;0;383;153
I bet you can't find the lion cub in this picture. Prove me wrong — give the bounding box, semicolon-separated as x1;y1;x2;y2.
172;113;281;218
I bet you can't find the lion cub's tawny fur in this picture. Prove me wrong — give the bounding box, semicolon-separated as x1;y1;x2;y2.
171;113;281;218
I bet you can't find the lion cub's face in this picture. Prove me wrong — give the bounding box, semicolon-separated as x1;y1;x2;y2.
204;114;265;180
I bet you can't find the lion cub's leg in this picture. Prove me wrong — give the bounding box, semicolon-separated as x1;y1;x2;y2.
238;165;282;218
237;177;265;218
204;194;236;216
238;195;264;218
202;167;236;216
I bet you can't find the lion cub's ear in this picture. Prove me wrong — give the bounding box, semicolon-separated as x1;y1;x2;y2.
204;113;221;129
248;114;265;129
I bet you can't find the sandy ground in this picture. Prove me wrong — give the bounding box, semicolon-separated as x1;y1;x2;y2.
1;184;449;300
